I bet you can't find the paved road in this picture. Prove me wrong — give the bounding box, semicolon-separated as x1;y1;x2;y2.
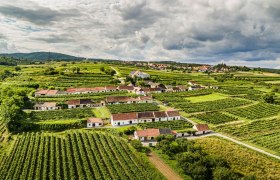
148;152;182;180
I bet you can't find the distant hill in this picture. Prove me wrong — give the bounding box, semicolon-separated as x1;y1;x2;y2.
0;52;82;61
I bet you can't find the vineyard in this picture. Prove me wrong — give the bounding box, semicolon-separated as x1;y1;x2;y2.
29;108;95;121
192;112;238;124
195;137;280;179
107;103;159;114
0;123;6;142
226;103;280;119
215;118;280;153
0;131;164;180
153;89;213;103
138;120;193;130
172;98;251;113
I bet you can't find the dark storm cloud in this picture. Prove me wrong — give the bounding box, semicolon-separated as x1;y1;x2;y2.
0;5;80;25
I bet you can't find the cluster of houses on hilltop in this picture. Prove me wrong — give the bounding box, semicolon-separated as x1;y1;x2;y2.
111;110;181;126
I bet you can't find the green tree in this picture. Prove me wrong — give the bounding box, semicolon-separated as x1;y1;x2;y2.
0;96;26;132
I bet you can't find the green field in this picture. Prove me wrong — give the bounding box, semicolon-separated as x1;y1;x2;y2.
195;137;280;179
0;131;164;179
186;93;228;103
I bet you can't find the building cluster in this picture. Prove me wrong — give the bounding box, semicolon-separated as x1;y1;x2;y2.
34;95;154;111
134;124;211;146
110;110;181;126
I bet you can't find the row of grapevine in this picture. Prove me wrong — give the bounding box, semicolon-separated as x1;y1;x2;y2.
107;103;159;114
226;103;280;119
216;118;280;153
191;112;238;124
0;123;6;142
0;131;164;179
172;98;251;113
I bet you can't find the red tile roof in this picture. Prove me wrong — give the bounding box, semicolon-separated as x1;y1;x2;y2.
106;96;135;103
105;86;118;90
87;118;103;123
153;111;168;118
111;112;138;121
136;129;160;137
35;89;58;95
118;85;134;90
166;111;180;117
194;124;210;131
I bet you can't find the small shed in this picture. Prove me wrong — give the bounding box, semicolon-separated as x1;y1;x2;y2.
193;124;211;135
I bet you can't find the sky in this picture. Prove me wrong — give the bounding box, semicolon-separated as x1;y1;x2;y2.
0;0;280;68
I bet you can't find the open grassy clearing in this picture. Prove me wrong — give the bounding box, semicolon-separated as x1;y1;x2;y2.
92;107;111;119
186;93;228;103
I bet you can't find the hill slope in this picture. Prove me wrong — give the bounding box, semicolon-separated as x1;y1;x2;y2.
0;52;82;61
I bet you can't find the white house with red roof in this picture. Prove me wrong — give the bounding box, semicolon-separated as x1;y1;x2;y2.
193;124;211;135
111;110;181;126
34;102;59;111
35;89;60;97
87;118;103;128
129;70;150;79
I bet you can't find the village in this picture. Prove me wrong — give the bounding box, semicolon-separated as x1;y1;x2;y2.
32;70;213;145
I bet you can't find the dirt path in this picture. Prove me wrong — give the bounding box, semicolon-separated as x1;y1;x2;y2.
148;152;182;180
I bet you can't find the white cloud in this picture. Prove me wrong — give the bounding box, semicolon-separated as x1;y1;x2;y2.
0;0;280;68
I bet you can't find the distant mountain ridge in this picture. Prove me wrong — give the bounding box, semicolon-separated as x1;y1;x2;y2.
0;52;82;61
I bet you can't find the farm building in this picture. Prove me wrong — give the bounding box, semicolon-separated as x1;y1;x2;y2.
188;81;197;86
188;85;205;91
105;96;153;105
193;124;211;135
118;85;135;93
111;112;138;126
35;89;60;97
129;70;150;79
67;99;95;108
87;118;103;128
111;110;181;126
34;102;60;111
177;85;188;91
134;128;177;146
105;86;118;92
66;87;106;94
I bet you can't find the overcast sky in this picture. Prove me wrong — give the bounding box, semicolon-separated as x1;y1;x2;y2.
0;0;280;68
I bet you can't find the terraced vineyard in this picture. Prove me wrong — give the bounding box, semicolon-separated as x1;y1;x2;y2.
192;112;238;124
0;131;164;179
216;118;280;153
226;103;280;119
138;120;193;130
172;98;251;113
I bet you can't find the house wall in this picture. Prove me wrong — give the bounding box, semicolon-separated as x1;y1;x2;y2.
111;119;138;126
167;116;180;120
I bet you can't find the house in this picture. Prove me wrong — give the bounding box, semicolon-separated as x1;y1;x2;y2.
188;81;197;86
118;85;135;93
66;87;106;94
177;85;188;91
87;118;103;128
105;86;118;92
111;112;138;126
172;87;180;92
106;96;137;105
138;96;153;103
134;128;177;144
134;87;145;95
164;85;173;92
35;89;59;97
67;99;94;108
188;85;205;91
141;88;162;94
193;124;211;135
129;70;150;79
34;102;59;111
111;110;181;126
